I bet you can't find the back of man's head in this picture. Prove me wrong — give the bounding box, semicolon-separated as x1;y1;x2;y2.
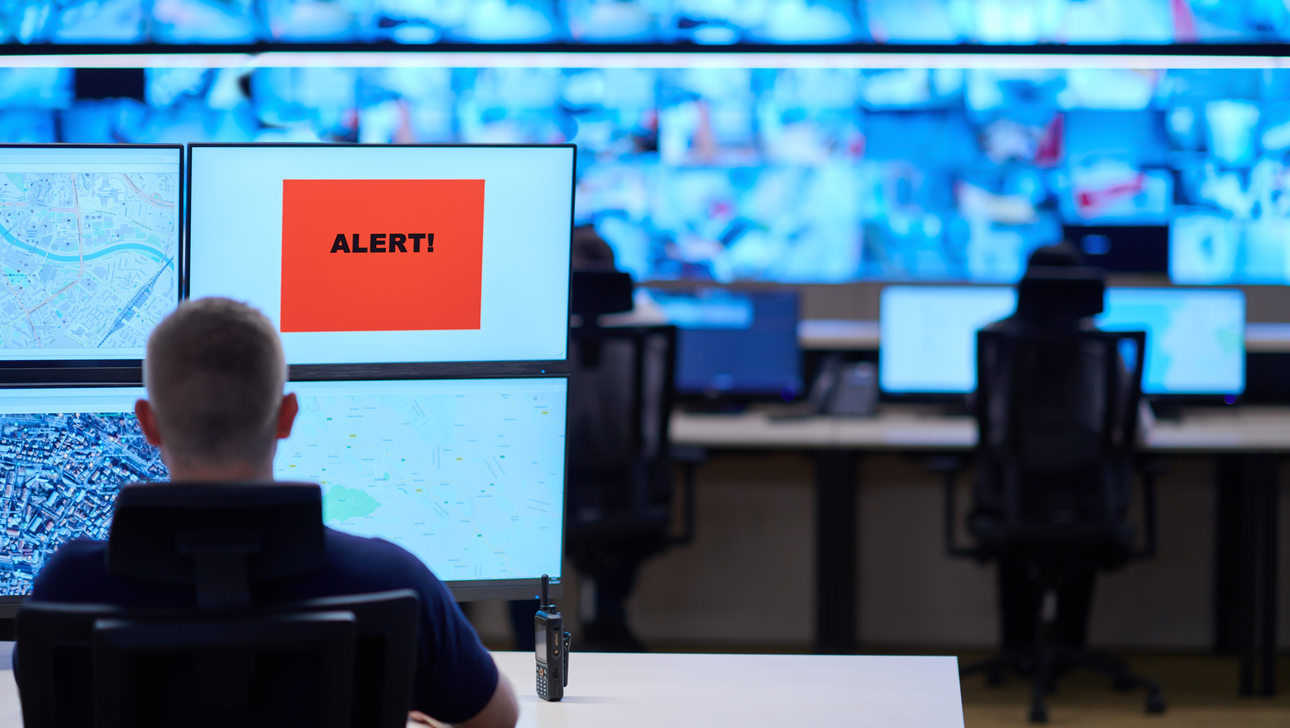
145;298;286;469
1025;242;1084;270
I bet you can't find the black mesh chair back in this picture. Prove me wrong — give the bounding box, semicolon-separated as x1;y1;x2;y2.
16;483;419;728
972;327;1146;546
566;325;677;541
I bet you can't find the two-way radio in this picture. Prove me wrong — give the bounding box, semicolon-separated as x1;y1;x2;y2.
534;574;570;701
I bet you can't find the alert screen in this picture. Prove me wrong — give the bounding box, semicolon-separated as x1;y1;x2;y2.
280;179;484;333
187;145;573;365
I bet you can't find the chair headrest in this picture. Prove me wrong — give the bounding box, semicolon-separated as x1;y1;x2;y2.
571;270;634;320
1016;266;1106;322
108;482;325;587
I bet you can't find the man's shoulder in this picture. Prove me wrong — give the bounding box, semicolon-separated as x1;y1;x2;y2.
323;528;426;571
30;539;110;601
303;528;449;600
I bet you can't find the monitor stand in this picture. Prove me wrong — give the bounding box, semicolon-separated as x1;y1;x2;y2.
1150;400;1185;421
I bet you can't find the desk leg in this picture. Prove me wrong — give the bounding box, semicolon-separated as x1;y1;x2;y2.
1258;456;1279;697
814;450;858;655
1218;454;1280;697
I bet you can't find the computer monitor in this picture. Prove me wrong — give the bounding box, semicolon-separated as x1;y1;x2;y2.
186;144;575;367
274;377;567;600
1096;288;1246;397
646;288;802;399
0;377;568;608
879;285;1017;395
879;284;1247;397
0;145;182;363
0;386;162;610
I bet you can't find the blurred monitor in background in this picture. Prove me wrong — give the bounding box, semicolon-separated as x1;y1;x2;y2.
647;288;802;401
880;285;1019;395
1096;287;1246;398
879;282;1246;398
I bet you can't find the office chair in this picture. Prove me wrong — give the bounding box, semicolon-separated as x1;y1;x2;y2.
941;326;1166;723
16;482;419;728
565;270;687;651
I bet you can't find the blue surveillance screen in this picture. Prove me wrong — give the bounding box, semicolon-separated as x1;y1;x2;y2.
6;0;1289;44
4;64;1290;284
880;285;1246;396
647;288;802;398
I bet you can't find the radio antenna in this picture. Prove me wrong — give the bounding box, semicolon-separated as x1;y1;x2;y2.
540;574;550;609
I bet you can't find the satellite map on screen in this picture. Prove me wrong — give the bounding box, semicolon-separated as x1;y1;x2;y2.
275;380;567;582
0;411;165;595
1096;289;1245;395
0;172;178;353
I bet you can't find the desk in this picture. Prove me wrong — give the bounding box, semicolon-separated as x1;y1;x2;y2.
673;406;1290;453
497;651;963;727
0;647;966;728
671;407;1290;695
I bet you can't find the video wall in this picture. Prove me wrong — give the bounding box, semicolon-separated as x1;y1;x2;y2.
2;63;1289;285
2;0;1287;45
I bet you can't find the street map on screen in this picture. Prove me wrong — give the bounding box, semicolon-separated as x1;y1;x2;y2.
0;147;181;360
274;378;567;583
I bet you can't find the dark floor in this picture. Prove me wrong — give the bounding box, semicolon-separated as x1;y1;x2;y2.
957;651;1290;727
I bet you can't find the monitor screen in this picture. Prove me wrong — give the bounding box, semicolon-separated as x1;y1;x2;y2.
0;145;181;361
1096;288;1246;396
646;288;801;397
879;285;1017;395
880;285;1247;396
0;377;568;597
187;144;574;365
0;386;163;596
274;377;567;589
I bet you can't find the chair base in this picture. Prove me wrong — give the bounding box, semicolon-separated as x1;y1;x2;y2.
962;645;1166;723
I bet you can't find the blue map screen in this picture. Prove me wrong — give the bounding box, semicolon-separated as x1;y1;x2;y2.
1096;288;1246;396
880;286;1246;396
0;387;164;596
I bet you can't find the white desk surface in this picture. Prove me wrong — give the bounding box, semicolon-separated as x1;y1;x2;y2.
672;406;1290;454
0;648;964;728
495;651;964;728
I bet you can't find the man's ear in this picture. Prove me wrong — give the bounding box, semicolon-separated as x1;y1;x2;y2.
135;399;163;447
276;392;299;440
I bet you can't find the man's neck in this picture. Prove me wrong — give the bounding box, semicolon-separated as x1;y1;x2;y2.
165;460;275;483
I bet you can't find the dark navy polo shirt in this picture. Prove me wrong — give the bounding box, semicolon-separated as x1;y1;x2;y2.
21;527;499;725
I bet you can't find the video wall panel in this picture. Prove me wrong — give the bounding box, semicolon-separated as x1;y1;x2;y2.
2;0;1287;45
3;63;1290;284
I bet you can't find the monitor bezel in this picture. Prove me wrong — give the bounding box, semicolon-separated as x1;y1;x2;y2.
0;143;185;375
184;142;577;372
0;374;571;604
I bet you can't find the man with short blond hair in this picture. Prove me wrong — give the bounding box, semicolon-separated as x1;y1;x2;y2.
27;297;519;728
